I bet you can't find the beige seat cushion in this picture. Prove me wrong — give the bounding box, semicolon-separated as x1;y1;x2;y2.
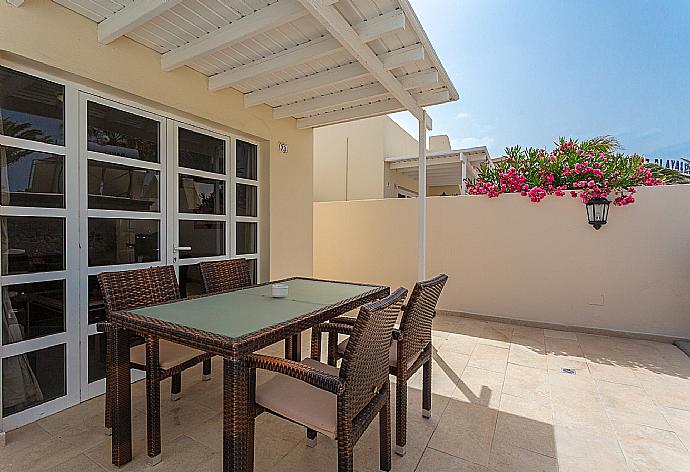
130;339;206;371
337;338;421;369
255;358;340;439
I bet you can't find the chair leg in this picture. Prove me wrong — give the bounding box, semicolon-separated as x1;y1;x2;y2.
145;337;162;465
379;399;392;472
104;330;113;435
171;373;182;401
202;359;212;381
306;428;318;447
422;359;432;418
337;438;354;472
327;332;338;367
395;376;407;457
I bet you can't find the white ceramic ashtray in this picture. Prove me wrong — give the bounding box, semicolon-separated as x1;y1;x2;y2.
271;283;289;298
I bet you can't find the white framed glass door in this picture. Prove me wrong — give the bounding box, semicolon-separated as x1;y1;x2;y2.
0;66;80;430
168;121;231;296
78;93;167;400
0;62;263;430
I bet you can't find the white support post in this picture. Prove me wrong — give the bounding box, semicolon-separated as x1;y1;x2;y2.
418;112;431;280
460;152;467;195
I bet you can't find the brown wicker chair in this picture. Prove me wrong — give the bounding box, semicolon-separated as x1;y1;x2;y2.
248;287;408;472
97;265;213;465
311;274;448;457
199;258;252;294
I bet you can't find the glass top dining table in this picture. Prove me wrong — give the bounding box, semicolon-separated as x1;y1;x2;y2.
107;277;390;472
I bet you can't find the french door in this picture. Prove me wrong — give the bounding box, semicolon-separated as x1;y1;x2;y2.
1;64;261;428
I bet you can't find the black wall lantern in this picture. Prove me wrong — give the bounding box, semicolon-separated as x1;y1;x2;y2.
586;197;611;230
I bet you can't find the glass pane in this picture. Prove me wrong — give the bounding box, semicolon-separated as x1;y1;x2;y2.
178;128;225;174
1;216;65;275
2;344;66;417
236;140;257;180
2;280;65;345
88;160;159;212
0;66;65;146
179;264;203;298
236;184;257;217
179;174;225;215
179;221;225;259
247;258;257;284
87;101;159;163
88;218;159;266
0;145;64;208
88;275;106;325
88;334;107;384
236;222;257;255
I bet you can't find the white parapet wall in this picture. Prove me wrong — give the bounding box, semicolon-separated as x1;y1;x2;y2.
313;185;690;339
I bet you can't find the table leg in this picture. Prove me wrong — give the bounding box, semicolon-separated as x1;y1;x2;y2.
223;357;252;472
284;333;302;361
290;333;302;361
111;328;132;466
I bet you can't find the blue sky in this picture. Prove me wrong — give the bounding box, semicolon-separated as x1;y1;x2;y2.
391;0;690;161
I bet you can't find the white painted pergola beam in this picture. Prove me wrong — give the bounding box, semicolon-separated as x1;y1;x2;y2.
210;9;409;91
273;69;437;119
6;0;24;6
161;0;337;71
295;89;448;128
98;0;185;44
243;45;425;108
295;0;427;124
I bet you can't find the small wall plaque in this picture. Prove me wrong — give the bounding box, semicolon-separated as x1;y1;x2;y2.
279;142;288;154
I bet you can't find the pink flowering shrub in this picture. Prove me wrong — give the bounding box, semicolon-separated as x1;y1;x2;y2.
467;137;666;205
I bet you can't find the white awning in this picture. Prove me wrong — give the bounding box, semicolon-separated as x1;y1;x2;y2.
45;0;458;128
385;146;492;187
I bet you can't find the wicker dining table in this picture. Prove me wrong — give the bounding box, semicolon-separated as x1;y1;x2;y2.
107;277;389;472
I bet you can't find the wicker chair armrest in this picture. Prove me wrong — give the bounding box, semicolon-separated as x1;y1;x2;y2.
96;322;112;333
312;322;354;336
248;354;344;395
329;316;357;326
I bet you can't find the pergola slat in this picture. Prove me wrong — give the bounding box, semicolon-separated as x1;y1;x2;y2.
98;0;185;44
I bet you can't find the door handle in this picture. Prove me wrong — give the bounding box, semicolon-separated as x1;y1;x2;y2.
174;246;192;252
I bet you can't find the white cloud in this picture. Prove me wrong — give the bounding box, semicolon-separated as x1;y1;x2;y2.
455;112;470;119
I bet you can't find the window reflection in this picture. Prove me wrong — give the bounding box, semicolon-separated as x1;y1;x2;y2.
88;218;159;266
179;264;204;297
0;145;64;208
87;275;106;325
236;140;257;180
178;128;225;174
88;160;159;212
0;66;64;146
236;222;257;255
179;174;224;214
1;216;65;275
88;334;106;384
2;344;66;417
2;280;65;345
236;184;257;217
87;102;159;163
178;221;225;259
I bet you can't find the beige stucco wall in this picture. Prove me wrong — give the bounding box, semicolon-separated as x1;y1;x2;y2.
0;0;313;279
314;185;690;338
314;115;424;201
313;117;385;202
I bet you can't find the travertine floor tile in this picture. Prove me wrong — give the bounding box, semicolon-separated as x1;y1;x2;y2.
614;422;690;472
453;366;504;408
494;394;555;457
467;344;509;374
428;400;497;466
415;448;489;471
508;343;547;370
544;329;578;340
596;380;669;429
487;441;558;472
502;363;549;400
554;424;629;472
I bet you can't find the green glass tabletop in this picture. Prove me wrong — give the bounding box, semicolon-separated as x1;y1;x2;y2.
129;278;379;340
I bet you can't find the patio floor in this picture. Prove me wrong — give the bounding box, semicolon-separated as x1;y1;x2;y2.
2;314;690;472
